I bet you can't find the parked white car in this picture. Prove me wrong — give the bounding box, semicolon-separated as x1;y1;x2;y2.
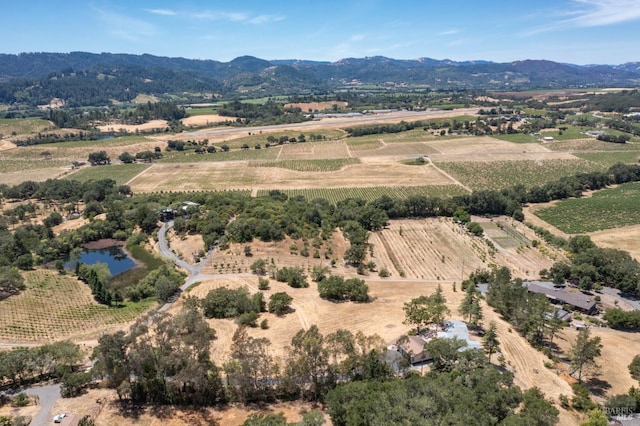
53;413;67;423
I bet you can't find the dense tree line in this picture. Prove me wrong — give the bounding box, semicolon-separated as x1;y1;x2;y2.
15;129;105;146
548;235;640;295
471;267;563;350
582;89;640;113
0;341;83;387
597;133;630;143
344;120;423;137
91;306;393;406
218;100;310;126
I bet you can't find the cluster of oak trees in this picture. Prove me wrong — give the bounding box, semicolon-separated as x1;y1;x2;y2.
87;301;561;426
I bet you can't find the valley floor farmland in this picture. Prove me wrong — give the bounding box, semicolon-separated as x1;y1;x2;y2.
368;217;557;280
533;181;640;233
127;156;454;193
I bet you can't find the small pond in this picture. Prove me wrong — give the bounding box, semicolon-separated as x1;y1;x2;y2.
65;246;136;276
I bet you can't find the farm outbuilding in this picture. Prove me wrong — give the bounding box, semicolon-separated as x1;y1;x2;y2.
525;281;597;315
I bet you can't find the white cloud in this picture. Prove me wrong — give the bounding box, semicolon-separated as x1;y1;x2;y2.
566;0;640;26
350;34;367;42
145;9;176;16
190;10;282;24
96;9;156;42
521;0;640;35
248;14;285;24
437;29;459;36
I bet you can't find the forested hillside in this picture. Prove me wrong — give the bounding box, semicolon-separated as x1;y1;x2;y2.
1;52;640;106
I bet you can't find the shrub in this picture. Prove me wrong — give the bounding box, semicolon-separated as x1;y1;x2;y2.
250;258;267;275
268;292;293;316
237;311;259;327
629;355;640;381
258;277;270;290
275;267;308;288
378;268;390;278
11;393;29;407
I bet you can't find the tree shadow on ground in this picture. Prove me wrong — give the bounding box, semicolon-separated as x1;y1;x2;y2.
586;377;612;397
112;401;220;425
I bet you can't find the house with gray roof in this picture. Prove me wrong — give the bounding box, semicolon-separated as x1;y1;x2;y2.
526;281;597;315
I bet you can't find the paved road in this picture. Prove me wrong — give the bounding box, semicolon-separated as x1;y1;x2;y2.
24;384;61;426
156;221;229;312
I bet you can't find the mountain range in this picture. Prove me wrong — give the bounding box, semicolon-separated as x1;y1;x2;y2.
1;52;639;104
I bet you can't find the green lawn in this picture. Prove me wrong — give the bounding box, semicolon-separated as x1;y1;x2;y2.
534;181;640;233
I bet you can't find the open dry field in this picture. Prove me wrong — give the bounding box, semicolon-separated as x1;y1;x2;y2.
588;224;640;262
166;269;578;424
0;166;70;185
47;392;323;426
128;156;456;193
555;326;640;397
172;276;466;363
181;114;232;127
97;119;168;133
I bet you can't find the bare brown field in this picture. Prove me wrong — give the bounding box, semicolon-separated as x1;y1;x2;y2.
0;167;70;185
354;142;439;157
0;139;16;151
128;156;454;193
45;390;323;426
182;114;231;127
52;216;89;235
426;135;552;156
166;230;205;264
97;119;168;132
481;300;578;425
128;162;260;192
175;276;467;363
277;140;352;160
555;327;640;397
588;224;640;262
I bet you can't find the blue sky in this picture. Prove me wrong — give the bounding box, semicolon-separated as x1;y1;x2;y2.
2;0;639;64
